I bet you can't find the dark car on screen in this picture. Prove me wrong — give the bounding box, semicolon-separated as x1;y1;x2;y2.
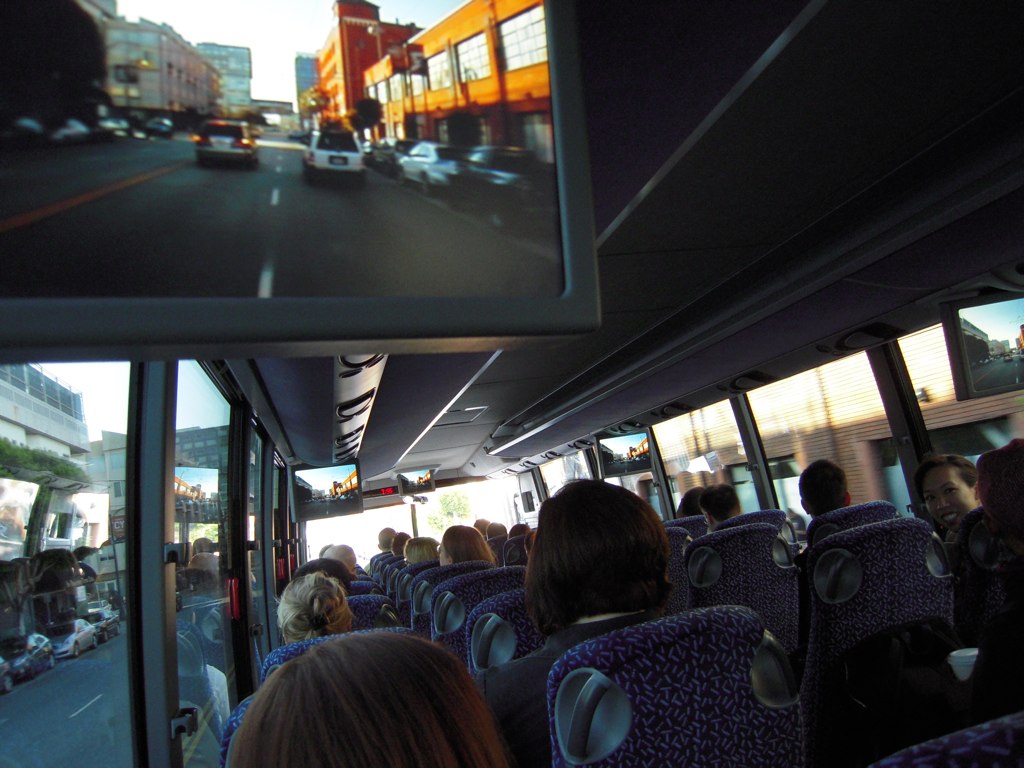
449;146;557;230
144;117;175;139
1;633;55;682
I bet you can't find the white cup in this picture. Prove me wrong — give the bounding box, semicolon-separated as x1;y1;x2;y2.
947;648;979;681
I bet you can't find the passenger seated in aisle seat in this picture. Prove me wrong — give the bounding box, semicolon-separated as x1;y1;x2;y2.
322;543;359;578
231;633;511;768
486;522;508;540
476;480;670;768
472;518;491;537
403;536;440;564
292;557;353;593
675;485;705;519
914;454;978;540
508;523;530;538
700;483;742;532
439;525;495;565
970;439;1024;724
794;459;852;666
278;571;352;644
390;531;412;558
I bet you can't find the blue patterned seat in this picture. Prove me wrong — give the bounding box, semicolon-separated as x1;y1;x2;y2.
466;587;544;675
547;606;802;767
806;500;898;547
347;593;400;630
953;506;1006;646
346;579;381;596
502;534;529;566
667;514;707;538
683;522;800;651
432;566;526;665
367;551;390;577
715;508;787;532
487;534;508;563
408;561;495;635
664;527;692;615
867;709;1024;767
372;554;404;587
393;560;439;627
800;517;956;768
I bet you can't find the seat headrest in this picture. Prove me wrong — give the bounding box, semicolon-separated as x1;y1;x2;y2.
813;548;862;604
554;667;632;765
809;521;839;547
687;546;722;589
471;612;517;670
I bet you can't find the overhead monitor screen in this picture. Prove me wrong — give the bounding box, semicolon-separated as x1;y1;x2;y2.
397;467;435;496
598;432;652;478
292;463;362;521
0;1;597;352
943;292;1024;400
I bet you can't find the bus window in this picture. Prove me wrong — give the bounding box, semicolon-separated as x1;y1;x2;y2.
746;352;894;515
653;400;745;514
539;450;591;497
0;362;132;766
174;361;233;767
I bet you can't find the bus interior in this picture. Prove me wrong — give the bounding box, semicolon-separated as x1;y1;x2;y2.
1;1;1023;766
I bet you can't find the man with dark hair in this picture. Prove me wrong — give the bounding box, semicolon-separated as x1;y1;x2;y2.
700;484;742;531
477;480;670;767
798;459;850;517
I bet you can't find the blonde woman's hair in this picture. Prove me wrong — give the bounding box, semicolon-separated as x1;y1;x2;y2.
278;571;353;644
404;536;440;564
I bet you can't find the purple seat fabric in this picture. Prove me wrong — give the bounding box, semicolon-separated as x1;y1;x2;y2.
347;593;400;630
394;559;440;627
806;500;898;548
431;566;527;665
667;514;707;538
683;522;799;651
373;554;403;587
502;534;529;567
800;517;955;768
466;587;544;675
346;580;381;596
664;527;692;615
408;560;495;636
867;709;1024;767
547;606;801;767
367;551;390;577
715;508;787;532
954;506;1006;647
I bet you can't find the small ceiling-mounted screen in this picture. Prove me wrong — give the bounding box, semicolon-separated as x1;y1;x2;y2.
292;463;362;521
597;432;652;478
942;292;1024;400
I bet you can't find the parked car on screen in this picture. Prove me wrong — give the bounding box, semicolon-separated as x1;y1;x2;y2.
86;606;120;642
144;117;174;139
302;129;366;185
97;117;131;139
369;138;417;177
0;655;12;693
396;141;472;195
194;120;259;169
0;633;55;681
49;119;92;145
53;619;98;659
450;146;558;230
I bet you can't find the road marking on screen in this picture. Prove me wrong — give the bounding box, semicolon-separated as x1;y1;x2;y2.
0;163;187;234
259;261;275;297
70;694;103;718
270;188;280;206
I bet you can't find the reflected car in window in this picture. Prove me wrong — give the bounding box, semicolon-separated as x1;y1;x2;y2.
86;606;120;643
0;633;55;681
396;141;472;195
53;619;98;659
450;146;557;230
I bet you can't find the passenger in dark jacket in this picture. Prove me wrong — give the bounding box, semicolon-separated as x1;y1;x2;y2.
476;480;670;768
971;439;1024;724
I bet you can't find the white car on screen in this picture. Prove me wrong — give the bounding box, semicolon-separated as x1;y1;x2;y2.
302;129;366;186
397;141;472;195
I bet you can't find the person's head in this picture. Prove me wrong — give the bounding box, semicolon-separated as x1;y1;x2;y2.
187;551;219;576
377;527;397;553
526;480;670;636
277;571;352;644
231;632;510;768
913;454;978;533
977;439;1024;556
798;459;850;517
391;532;412;558
322;544;358;576
292;557;352;592
318;543;334;558
192;537;214;554
700;484;742;529
404;536;440;564
508;523;530;538
439;525;495;566
472;519;491;537
485;521;508;540
676;487;705;519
